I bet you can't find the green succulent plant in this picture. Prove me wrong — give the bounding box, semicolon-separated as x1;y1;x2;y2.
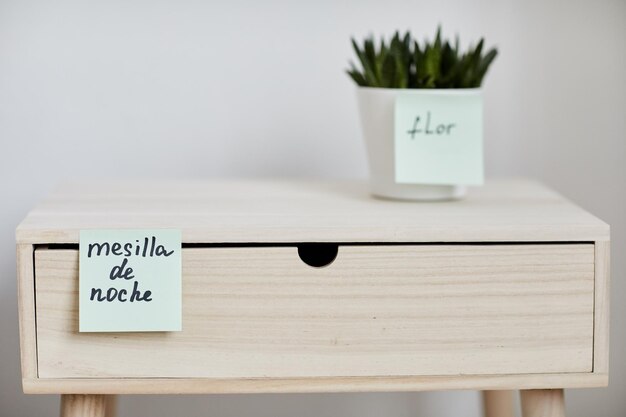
347;28;497;89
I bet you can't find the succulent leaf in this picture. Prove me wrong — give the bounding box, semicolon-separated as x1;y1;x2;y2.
346;28;497;88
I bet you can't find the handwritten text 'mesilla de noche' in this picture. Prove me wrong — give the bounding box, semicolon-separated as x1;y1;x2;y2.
86;236;174;303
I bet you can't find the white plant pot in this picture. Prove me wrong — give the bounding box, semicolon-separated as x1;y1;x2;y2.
357;87;481;201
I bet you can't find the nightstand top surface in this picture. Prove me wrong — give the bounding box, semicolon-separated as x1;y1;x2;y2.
16;178;609;244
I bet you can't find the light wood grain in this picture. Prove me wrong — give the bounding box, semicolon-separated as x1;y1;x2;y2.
16;178;610;397
521;389;565;417
60;394;106;417
594;240;610;374
16;244;37;380
483;390;515;417
23;373;608;395
36;244;594;380
15;179;609;244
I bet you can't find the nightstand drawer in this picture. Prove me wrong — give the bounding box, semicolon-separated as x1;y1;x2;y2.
35;244;594;379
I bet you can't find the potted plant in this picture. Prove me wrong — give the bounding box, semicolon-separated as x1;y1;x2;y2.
347;28;497;200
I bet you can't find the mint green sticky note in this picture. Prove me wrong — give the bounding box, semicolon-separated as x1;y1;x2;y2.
394;91;484;185
79;229;182;332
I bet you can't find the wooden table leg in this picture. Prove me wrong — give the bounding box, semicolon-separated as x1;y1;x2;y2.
483;390;515;417
105;395;118;417
521;389;565;417
60;394;110;417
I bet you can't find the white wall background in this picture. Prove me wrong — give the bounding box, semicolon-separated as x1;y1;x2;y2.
1;0;624;416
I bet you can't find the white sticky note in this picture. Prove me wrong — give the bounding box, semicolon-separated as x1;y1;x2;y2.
395;91;484;185
79;229;182;332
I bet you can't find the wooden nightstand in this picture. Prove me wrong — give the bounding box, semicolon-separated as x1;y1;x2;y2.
16;179;610;417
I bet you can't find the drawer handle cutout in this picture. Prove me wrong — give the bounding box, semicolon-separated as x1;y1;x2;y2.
297;243;338;268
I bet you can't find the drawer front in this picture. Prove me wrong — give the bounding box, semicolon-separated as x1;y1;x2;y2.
35;244;594;379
